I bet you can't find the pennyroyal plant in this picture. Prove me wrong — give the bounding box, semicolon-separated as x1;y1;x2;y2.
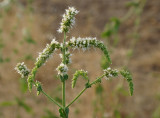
15;7;133;118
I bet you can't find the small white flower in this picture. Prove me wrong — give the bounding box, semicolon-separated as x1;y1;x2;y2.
56;63;68;76
69;37;97;50
15;62;30;78
35;38;59;67
103;67;119;79
57;7;79;33
104;77;110;80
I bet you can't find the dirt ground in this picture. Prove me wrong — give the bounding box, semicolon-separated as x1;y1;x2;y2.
0;0;160;118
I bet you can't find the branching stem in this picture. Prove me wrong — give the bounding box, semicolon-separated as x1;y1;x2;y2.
41;90;63;108
67;74;105;107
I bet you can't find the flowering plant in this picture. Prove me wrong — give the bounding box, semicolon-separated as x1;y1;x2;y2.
15;7;133;118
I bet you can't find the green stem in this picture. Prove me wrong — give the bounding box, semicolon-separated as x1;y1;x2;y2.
62;32;67;108
62;81;66;107
90;74;105;86
41;90;63;108
63;32;66;63
67;74;105;108
67;88;87;107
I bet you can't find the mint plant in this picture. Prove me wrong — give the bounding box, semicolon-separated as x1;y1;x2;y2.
15;7;133;118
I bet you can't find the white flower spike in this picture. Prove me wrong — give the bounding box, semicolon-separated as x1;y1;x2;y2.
58;7;79;33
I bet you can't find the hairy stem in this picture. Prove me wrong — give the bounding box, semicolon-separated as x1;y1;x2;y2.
41;90;63;108
62;81;66;108
62;32;67;108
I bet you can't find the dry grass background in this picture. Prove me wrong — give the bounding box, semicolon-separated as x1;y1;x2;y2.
0;0;160;118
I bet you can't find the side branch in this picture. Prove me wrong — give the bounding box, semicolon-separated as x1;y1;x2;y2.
67;74;105;107
42;90;63;108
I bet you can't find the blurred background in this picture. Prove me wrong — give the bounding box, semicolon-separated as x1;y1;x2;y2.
0;0;160;118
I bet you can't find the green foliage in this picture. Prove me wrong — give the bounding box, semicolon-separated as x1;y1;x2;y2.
72;70;89;88
101;17;120;46
59;108;69;118
14;6;133;118
152;106;160;118
126;1;140;8
102;17;120;38
0;101;15;107
27;67;37;91
114;109;122;118
15;98;32;113
120;70;134;96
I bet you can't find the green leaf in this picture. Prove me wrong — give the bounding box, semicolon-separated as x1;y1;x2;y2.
59;107;69;118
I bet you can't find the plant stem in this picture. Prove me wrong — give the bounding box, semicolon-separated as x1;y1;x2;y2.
41;90;63;108
67;88;87;107
62;32;67;108
62;81;66;108
67;74;105;107
90;74;105;86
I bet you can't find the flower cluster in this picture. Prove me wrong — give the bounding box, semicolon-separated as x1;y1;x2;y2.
57;7;79;33
35;81;42;96
56;63;68;77
72;69;88;88
59;51;72;64
68;37;111;63
103;67;119;80
15;62;30;78
35;39;60;68
120;70;133;96
68;37;97;51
